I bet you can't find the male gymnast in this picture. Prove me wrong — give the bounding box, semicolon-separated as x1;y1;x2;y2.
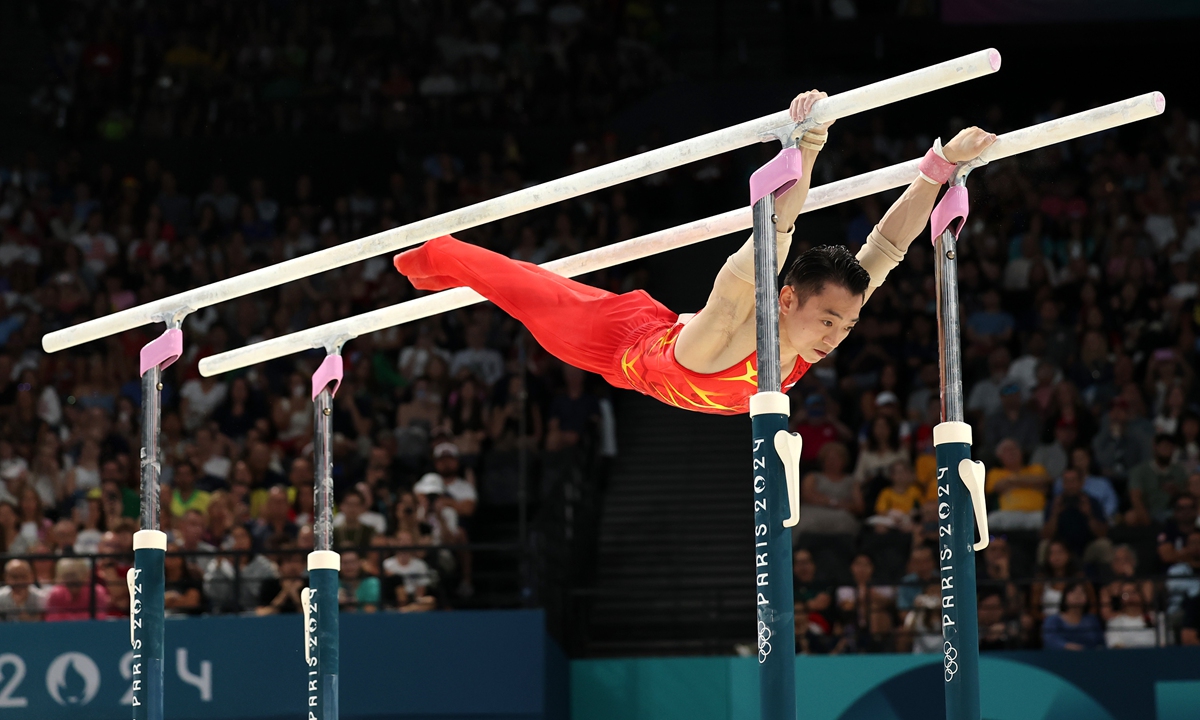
395;91;997;415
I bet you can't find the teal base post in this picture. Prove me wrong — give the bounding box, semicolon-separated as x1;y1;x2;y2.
752;408;795;720
307;566;340;720
934;438;980;720
131;544;165;720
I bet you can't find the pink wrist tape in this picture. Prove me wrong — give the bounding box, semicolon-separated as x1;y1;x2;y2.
919;147;957;185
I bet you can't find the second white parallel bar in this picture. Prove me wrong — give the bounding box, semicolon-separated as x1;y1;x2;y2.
197;90;1164;377
44;49;1003;354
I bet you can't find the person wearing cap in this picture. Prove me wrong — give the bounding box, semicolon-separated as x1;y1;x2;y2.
1128;434;1188;526
982;382;1042;464
793;394;853;464
416;442;476;597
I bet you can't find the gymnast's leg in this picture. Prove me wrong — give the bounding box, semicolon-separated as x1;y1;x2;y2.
395;235;674;378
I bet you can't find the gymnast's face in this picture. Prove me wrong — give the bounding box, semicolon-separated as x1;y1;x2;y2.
778;283;862;365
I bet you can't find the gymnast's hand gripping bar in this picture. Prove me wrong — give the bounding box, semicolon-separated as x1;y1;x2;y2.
43;49;1001;354
196;91;1164;377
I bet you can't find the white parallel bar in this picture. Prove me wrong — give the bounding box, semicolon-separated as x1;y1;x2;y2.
43;49;1002;354
977;91;1164;163
197;91;1164;377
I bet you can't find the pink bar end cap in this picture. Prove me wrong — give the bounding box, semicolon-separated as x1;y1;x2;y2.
139;328;183;376
311;354;344;401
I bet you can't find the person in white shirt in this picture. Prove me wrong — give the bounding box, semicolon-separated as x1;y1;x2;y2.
1104;581;1158;648
383;531;435;612
0;559;49;621
179;376;228;433
449;324;504;387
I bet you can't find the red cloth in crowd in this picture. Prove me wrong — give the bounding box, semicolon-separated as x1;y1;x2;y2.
44;583;110;622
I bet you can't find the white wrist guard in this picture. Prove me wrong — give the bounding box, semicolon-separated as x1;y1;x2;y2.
855;225;905;288
726;226;795;285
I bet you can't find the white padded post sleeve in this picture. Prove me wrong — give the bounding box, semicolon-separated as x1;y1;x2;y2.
308;550;341;571
750;392;791;417
133;530;168;550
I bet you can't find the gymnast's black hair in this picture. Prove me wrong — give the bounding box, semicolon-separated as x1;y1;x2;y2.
782;244;870;306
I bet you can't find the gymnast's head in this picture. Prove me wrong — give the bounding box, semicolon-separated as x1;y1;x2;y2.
779;244;869;364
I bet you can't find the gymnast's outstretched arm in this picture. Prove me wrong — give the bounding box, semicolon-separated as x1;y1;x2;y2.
858;126;998;301
677;90;833;364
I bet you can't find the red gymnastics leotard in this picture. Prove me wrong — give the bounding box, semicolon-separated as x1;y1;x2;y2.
394;236;810;416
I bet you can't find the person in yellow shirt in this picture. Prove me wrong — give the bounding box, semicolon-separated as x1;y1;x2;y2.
169;462;211;520
868;460;924;533
985;438;1051;531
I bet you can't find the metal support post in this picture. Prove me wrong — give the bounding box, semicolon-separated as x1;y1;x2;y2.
748;148;806;720
303;352;344;720
930;171;990;720
130;324;183;720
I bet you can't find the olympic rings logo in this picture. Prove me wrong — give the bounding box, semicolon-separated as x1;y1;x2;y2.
943;641;958;682
758;621;773;663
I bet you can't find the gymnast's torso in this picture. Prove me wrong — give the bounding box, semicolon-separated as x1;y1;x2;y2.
614;315;810;415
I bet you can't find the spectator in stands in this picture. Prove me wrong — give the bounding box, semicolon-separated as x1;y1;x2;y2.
792;395;853;463
900;581;942;653
854;416;908;507
252;486;299;550
868;460;922;533
383;531;435;612
1166;530;1200;618
966;348;1012;423
205;525;279;613
1099;545;1157;623
833;553;894;653
338;550;380;613
1092;398;1149;490
1053;447;1119;521
897;546;937;612
1128;434;1188;525
796;442;861;536
978;591;1021;650
1031;417;1077;481
0;558;48;621
1041;468;1111;567
163;543;204;616
445;378;490;469
176;509;217;577
1042;581;1104;651
1104;581;1157;648
980;536;1027;621
256;552;308;615
545;366;600;452
332;489;376;549
983;384;1042;462
966;289;1014;356
1031;540;1091;623
0;501;24;555
1158;495;1198;567
792;549;834;654
450;324;504;387
169;461;210;520
44;557;108;621
986;439;1051;531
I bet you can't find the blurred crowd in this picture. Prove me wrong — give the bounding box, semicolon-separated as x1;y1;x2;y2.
785;105;1200;653
2;0;1199;657
0;107;651;619
29;0;673;139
